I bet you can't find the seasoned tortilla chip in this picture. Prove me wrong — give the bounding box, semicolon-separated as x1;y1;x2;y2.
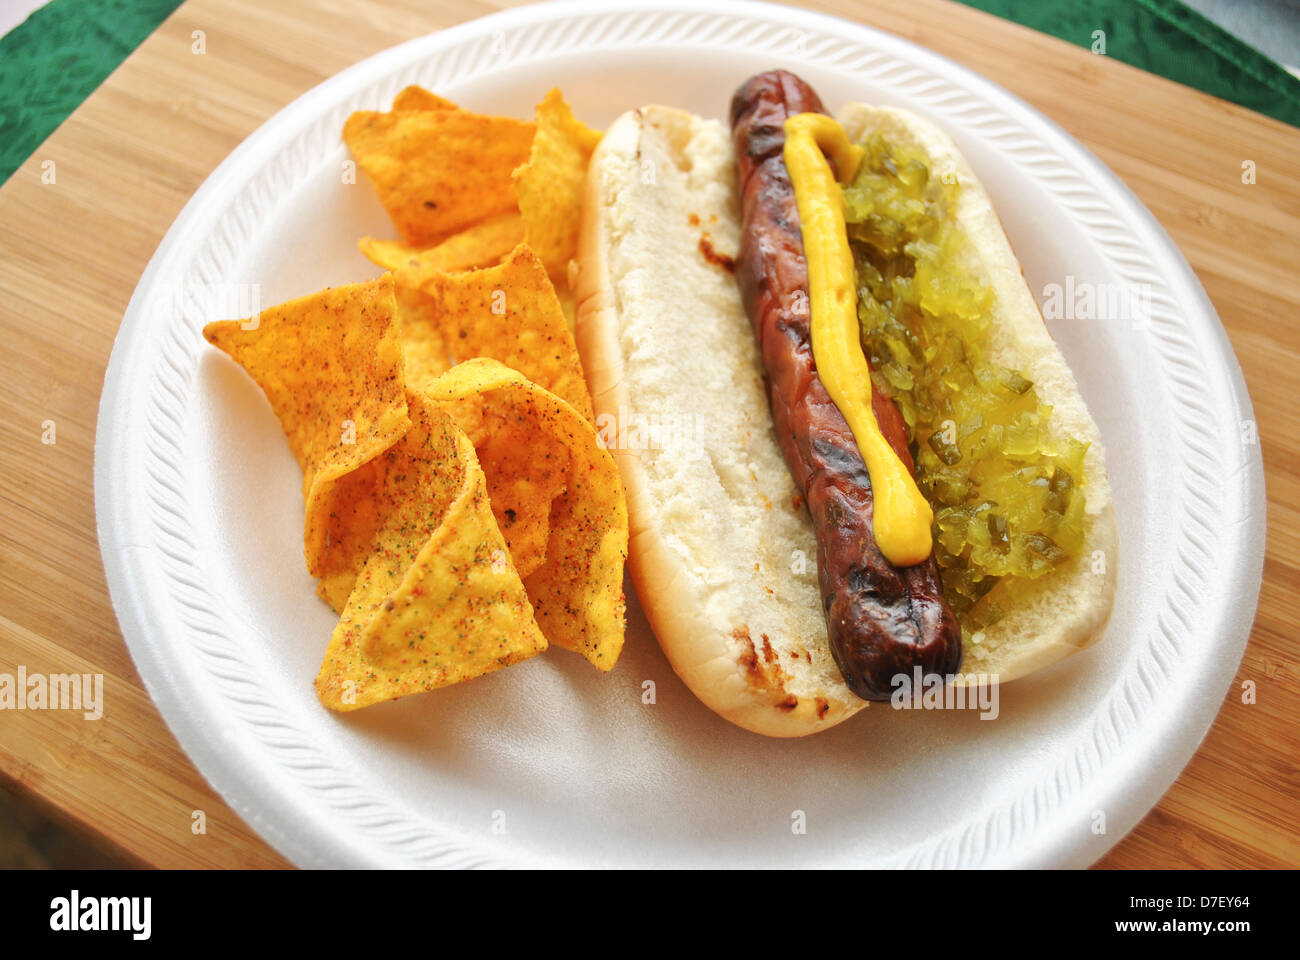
201;276;410;582
314;465;384;613
557;283;576;332
358;211;524;274
395;244;595;423
513;89;602;278
424;359;627;671
315;393;546;711
343;104;534;247
391;86;458;112
424;367;568;582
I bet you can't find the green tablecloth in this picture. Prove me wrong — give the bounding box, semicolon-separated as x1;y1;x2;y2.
1;0;186;185
963;0;1300;124
2;0;1298;186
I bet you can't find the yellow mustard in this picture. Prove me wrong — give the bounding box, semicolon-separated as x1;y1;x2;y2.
782;112;933;567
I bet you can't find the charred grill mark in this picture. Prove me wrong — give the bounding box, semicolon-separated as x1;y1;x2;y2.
811;436;871;487
734;625;801;707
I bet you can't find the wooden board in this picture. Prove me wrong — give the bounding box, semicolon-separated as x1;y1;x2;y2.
0;0;1296;869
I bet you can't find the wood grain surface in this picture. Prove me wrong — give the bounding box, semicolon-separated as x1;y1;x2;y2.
0;0;1295;869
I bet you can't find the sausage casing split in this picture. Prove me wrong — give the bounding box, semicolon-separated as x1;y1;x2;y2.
729;70;962;700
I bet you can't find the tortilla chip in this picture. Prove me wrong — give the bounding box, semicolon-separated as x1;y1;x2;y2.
557;283;576;332
314;467;383;613
425;368;568;582
424;359;627;671
391;86;458;112
512;89;602;278
358;211;524;274
201;276;410;582
343;105;534;247
315;393;546;711
394;244;595;423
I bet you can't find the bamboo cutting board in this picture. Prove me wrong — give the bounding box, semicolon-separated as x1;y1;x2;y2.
0;0;1296;869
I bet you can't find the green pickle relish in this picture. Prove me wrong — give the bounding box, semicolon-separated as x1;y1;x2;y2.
841;133;1089;631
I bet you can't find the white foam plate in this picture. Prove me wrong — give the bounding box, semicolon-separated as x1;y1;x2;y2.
94;0;1265;867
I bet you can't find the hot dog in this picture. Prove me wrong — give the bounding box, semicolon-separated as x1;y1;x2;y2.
573;73;1117;737
730;70;961;699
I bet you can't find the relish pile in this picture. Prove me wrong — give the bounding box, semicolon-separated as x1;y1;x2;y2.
841;133;1088;631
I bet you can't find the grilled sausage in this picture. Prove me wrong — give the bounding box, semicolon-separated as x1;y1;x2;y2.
730;70;961;699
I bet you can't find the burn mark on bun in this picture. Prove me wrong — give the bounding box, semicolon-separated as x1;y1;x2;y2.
734;625;796;706
699;235;736;274
735;626;762;684
815;697;830;719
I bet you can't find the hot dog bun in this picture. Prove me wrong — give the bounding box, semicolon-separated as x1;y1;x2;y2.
574;104;1117;737
573;106;864;737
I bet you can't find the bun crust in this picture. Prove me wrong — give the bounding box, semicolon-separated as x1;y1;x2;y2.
574;104;1117;736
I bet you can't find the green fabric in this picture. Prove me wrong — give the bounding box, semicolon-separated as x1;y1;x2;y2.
1;0;1297;187
957;0;1300;127
0;0;184;186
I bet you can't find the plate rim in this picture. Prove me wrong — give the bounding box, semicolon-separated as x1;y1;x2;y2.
93;0;1266;869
